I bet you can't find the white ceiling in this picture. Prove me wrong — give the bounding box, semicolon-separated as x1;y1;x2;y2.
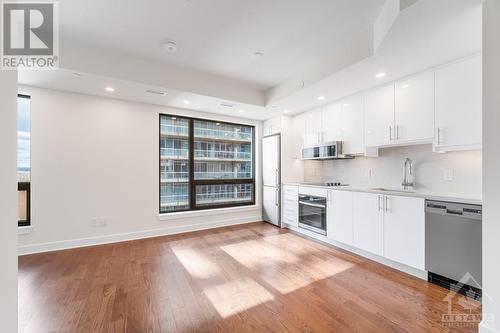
18;0;482;121
18;69;275;120
57;0;384;90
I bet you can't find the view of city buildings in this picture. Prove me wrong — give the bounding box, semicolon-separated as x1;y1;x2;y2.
160;115;254;213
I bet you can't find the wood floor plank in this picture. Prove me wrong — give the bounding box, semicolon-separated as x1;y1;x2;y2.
18;222;481;333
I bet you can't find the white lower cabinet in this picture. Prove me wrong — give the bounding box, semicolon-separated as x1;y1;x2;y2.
327;190;353;245
282;185;299;227
328;191;425;270
383;195;425;270
352;192;384;256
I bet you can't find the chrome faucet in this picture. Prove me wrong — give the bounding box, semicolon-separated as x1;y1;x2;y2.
402;158;414;190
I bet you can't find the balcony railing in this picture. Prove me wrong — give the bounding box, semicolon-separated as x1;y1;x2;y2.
194;171;252;179
194;128;252;141
194;149;251;160
196;190;253;205
160;148;189;159
160;194;189;208
160;124;189;137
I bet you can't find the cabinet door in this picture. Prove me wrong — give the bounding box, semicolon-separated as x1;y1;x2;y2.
341;95;364;154
365;84;395;147
435;55;482;150
395;71;434;143
322;102;343;143
383;195;425;270
352;192;384;256
327;190;353;245
304;108;323;146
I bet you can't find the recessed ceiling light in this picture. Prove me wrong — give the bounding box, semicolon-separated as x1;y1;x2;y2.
343;103;350;107
308;114;313;118
238;109;244;113
183;100;190;104
283;110;290;114
72;72;83;77
253;51;264;58
105;86;115;92
317;96;325;101
164;41;178;53
401;84;410;89
375;72;387;78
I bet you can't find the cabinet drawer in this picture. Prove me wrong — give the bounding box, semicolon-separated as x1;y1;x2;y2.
283;185;299;195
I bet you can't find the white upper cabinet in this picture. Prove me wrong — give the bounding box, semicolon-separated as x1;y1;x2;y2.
365;84;395;147
304;108;323;146
327;190;353;245
341;95;365;155
322;102;343;143
395;71;435;144
383;195;425;270
352;192;384;256
435;55;482;152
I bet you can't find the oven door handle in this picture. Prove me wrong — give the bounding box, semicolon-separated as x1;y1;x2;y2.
299;201;326;209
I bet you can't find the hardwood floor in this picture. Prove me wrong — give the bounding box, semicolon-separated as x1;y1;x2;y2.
18;222;481;333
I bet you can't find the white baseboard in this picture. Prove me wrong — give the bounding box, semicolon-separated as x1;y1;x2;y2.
18;215;262;256
480;322;500;333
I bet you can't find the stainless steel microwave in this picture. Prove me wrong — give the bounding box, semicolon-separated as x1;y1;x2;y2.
301;141;353;160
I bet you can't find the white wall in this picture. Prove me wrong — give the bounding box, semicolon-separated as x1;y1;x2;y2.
303;144;482;198
18;86;263;255
481;1;500;332
0;71;18;331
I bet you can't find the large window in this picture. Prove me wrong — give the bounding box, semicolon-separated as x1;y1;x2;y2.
160;115;255;213
17;95;31;227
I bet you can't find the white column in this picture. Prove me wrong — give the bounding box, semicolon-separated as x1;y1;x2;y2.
481;1;500;332
0;70;18;331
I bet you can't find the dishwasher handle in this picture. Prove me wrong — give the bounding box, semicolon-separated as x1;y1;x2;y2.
426;200;482;221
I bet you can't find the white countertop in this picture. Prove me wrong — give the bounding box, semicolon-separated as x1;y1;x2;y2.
283;183;482;205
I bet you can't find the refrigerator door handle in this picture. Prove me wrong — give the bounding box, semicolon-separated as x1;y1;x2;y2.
275;188;279;206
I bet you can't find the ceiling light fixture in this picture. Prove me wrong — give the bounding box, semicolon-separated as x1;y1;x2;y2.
375;72;387;78
253;51;264;58
343;103;350;107
402;84;410;89
72;72;83;77
105;86;115;92
238;109;244;113
317;96;325;101
183;100;190;104
164;41;178;53
283;110;290;114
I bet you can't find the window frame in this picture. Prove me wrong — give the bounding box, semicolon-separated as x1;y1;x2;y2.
159;113;256;214
17;94;31;227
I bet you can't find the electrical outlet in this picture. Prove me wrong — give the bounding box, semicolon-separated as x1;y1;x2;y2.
91;217;108;227
443;169;454;181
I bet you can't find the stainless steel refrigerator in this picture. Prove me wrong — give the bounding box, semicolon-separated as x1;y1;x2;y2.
262;134;280;226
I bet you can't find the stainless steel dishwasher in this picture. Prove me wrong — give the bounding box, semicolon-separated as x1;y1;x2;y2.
425;200;482;299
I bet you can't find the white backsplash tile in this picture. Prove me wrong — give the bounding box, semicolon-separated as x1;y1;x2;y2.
304;144;482;197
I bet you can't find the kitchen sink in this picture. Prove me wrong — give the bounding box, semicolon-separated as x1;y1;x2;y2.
370;187;417;194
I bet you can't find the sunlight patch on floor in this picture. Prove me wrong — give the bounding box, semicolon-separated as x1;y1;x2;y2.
221;238;354;294
220;239;301;270
201;277;274;318
172;247;220;279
